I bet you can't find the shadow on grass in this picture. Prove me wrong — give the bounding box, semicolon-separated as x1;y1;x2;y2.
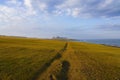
32;53;61;80
32;43;68;80
56;60;70;80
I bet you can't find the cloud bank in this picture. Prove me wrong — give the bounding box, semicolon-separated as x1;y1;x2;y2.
0;0;120;39
1;0;120;19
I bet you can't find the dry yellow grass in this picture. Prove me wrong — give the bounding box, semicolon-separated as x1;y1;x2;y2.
0;36;65;80
71;42;120;80
0;36;120;80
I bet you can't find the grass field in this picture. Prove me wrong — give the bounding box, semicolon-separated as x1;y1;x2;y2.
0;36;65;80
71;42;120;80
0;36;120;80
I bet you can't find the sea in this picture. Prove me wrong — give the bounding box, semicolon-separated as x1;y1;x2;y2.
79;39;120;47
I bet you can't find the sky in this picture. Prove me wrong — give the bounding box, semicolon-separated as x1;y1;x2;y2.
0;0;120;39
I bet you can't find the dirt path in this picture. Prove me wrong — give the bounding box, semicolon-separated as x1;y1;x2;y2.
35;43;85;80
63;44;86;80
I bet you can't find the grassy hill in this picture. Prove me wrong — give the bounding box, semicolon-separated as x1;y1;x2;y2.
0;36;120;80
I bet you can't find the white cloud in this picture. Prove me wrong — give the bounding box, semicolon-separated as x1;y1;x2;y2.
71;8;81;17
55;0;81;17
0;5;17;22
0;0;38;24
24;0;32;9
24;0;36;15
38;2;47;11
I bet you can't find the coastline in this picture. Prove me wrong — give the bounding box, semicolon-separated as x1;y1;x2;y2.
77;39;120;48
101;44;120;48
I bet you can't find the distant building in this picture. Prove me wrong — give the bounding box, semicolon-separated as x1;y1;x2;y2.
52;36;78;41
52;36;68;40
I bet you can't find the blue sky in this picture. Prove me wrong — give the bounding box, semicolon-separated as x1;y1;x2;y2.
0;0;120;39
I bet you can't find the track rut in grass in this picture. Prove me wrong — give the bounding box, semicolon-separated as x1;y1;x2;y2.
34;43;85;80
62;43;86;80
33;43;68;80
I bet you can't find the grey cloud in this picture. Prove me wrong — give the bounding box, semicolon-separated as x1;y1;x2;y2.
1;0;120;18
98;24;120;31
39;0;120;18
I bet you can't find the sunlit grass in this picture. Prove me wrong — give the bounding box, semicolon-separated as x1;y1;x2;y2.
0;36;65;80
0;36;120;80
71;42;120;80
